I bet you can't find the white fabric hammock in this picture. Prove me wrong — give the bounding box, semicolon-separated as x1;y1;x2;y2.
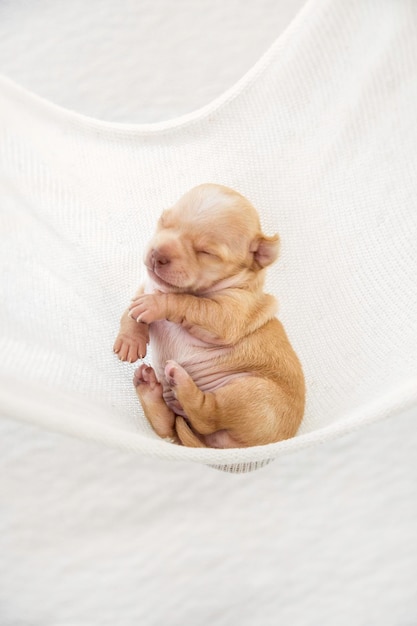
1;0;416;473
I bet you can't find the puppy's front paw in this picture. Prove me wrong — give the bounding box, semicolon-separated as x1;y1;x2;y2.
113;332;147;363
128;293;167;324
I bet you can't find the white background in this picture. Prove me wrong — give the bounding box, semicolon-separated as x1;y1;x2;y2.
0;1;416;624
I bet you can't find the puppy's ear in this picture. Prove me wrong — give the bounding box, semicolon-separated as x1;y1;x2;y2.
250;234;280;269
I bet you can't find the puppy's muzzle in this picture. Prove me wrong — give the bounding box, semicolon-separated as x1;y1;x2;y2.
151;249;171;267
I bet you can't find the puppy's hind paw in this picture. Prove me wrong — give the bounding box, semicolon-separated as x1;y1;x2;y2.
164;360;190;388
133;364;161;395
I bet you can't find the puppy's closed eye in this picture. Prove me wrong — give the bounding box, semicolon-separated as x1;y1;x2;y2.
196;249;219;259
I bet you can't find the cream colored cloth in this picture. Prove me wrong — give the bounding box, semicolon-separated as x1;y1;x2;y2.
0;0;416;473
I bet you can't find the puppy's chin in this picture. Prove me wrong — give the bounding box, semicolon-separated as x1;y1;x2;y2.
146;266;195;293
147;265;228;295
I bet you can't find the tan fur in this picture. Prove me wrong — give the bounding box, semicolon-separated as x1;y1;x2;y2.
114;184;305;448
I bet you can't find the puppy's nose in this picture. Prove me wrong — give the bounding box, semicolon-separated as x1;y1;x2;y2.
152;249;170;267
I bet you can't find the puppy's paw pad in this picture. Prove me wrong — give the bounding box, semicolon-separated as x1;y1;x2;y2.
133;364;159;389
165;368;177;388
164;360;188;388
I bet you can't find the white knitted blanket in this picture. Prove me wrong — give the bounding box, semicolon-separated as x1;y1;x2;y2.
0;0;416;472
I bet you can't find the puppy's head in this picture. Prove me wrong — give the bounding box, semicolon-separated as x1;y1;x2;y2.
144;184;279;293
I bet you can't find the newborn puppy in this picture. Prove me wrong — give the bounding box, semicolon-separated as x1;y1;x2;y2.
113;184;305;448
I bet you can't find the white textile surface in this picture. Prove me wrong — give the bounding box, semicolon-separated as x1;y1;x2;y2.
0;0;416;470
0;409;416;626
0;0;417;622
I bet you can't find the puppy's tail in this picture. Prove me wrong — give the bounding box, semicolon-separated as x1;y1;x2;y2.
175;416;207;448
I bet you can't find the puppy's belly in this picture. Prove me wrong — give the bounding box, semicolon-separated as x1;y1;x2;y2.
149;320;250;416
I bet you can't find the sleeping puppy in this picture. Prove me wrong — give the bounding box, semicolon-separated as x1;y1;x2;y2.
113;184;305;448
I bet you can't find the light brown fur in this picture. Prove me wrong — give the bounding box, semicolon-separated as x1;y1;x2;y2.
114;184;305;448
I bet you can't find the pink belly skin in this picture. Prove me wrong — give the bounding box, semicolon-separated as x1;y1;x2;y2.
149;319;250;418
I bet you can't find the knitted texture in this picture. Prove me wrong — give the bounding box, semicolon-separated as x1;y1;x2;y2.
0;0;416;471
